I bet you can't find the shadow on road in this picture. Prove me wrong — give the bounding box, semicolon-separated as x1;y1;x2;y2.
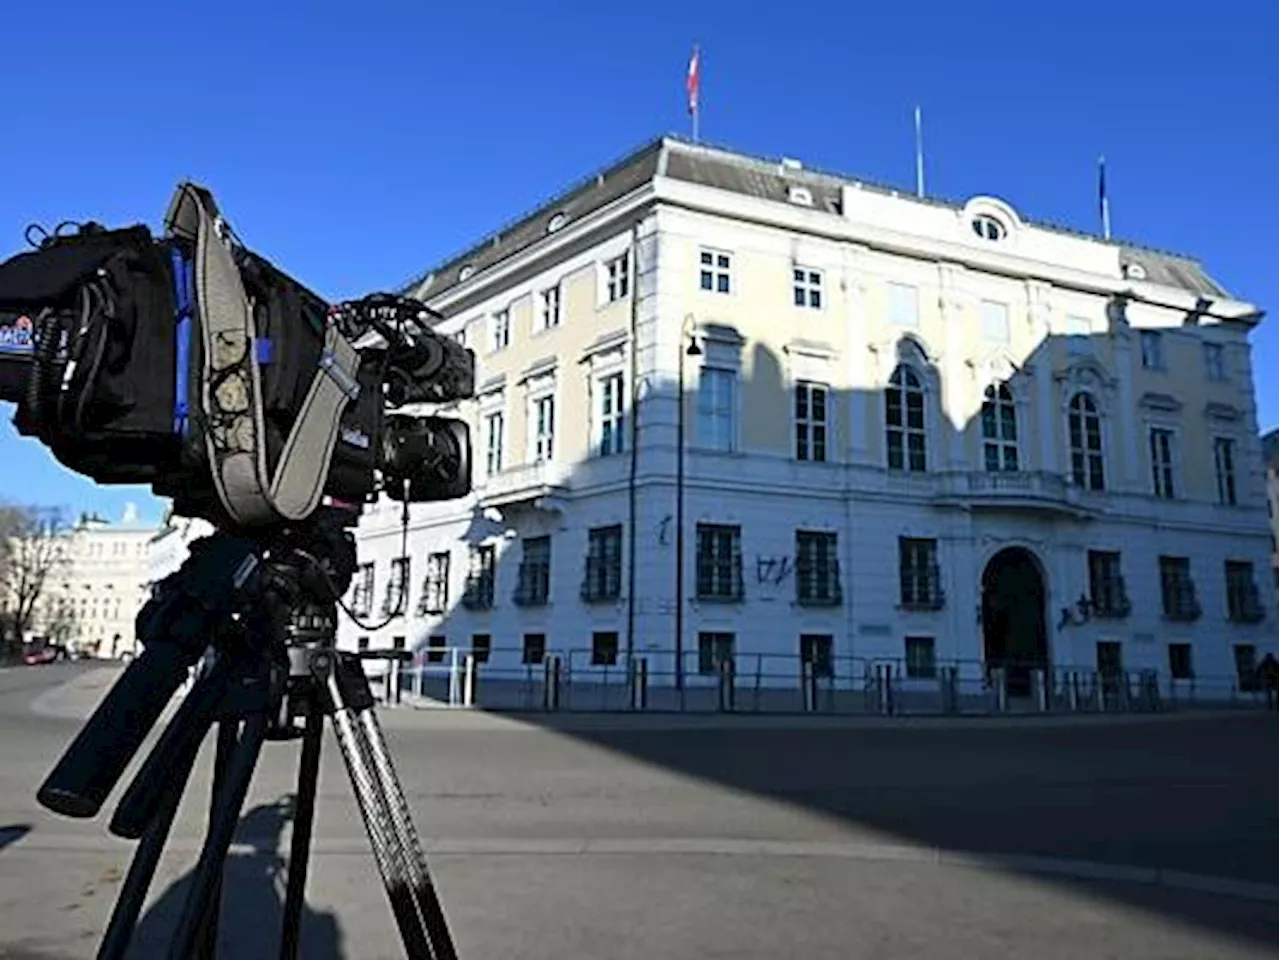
126;796;344;959
0;823;31;853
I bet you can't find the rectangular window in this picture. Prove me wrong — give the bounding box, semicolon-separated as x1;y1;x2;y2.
418;552;450;615
582;524;623;602
591;631;619;666
799;634;833;678
1203;342;1226;381
793;268;822;309
1159;556;1199;621
1168;643;1193;680
1213;437;1237;505
522;633;546;665
533;395;555;462
1225;560;1262;623
697;631;735;674
471;633;491;664
981;301;1010;343
904;636;936;679
352;563;375;616
491;309;510;352
794;382;828;462
540;284;561;330
597;372;626;457
981;387;1020;472
1087;550;1129;618
385;556;411;615
699;249;732;294
1149;428;1176;499
885;368;926;472
1140;331;1164;370
696;367;736;452
514;536;551;606
886;282;918;328
485;411;504;475
462;545;495;610
425;634;446;664
696;524;743;601
605;253;630;303
796;530;841;605
898;538;942;609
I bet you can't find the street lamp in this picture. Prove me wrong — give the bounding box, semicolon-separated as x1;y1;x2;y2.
674;316;702;692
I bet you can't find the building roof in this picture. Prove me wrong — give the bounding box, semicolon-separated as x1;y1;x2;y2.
404;134;1233;305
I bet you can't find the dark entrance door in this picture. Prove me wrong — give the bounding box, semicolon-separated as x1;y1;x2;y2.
981;547;1049;696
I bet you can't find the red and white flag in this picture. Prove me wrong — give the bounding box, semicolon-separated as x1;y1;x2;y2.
686;46;700;117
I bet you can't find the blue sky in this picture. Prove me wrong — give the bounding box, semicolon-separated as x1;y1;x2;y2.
2;0;1275;526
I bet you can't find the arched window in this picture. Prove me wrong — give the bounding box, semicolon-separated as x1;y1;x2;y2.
981;384;1019;472
1068;392;1105;490
885;364;927;472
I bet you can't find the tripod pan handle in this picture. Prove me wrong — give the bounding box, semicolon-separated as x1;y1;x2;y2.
37;643;194;819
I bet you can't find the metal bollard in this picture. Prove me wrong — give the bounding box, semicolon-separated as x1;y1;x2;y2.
802;661;817;712
1066;670;1079;711
718;659;735;712
1031;668;1048;712
939;666;958;714
543;654;561;711
462;654;477;707
629;657;648;710
991;667;1008;713
875;663;894;715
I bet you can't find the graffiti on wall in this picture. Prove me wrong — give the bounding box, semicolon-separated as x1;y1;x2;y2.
755;555;794;587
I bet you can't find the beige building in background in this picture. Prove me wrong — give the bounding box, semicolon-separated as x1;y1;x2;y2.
343;135;1274;696
39;504;156;658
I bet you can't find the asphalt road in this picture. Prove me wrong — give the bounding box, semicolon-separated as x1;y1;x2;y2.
0;662;1275;960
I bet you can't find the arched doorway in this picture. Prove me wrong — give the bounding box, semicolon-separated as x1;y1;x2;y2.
981;547;1049;696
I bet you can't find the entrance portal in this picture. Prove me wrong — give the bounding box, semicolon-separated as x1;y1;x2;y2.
981;547;1049;696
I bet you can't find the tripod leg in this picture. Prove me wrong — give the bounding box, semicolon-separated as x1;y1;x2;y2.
96;730;204;960
278;702;324;960
167;713;269;960
192;721;239;960
328;705;439;959
355;708;457;959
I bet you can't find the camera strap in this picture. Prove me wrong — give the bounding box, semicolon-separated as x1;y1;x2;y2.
164;183;361;527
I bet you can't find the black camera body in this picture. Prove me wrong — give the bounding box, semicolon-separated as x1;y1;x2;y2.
0;183;473;530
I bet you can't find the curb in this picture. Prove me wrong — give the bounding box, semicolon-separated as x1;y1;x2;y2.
7;832;1274;903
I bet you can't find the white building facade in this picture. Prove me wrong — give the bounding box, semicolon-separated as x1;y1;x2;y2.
41;505;156;658
340;137;1275;704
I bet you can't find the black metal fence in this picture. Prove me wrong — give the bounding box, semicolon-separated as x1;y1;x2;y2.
370;647;1270;716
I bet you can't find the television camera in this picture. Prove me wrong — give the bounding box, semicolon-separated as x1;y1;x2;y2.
0;183;472;958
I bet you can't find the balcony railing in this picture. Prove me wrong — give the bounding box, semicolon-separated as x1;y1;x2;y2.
1162;581;1202;622
478;461;571;511
581;557;622;603
1090;577;1132;619
1229;583;1266;624
933;470;1092;517
461;575;494;611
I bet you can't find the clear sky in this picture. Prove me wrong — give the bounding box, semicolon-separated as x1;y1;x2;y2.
2;0;1275;526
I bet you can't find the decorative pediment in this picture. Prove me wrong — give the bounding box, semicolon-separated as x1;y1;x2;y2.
783;338;838;360
1053;357;1116;391
477;373;506;396
517;356;557;385
1204;401;1243;422
1139;391;1183;413
579;329;629;364
698;322;745;345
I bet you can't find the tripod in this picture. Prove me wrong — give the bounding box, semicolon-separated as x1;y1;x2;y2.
35;516;458;960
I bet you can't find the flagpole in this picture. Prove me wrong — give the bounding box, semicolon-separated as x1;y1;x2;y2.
1098;155;1111;240
914;105;925;198
687;44;700;143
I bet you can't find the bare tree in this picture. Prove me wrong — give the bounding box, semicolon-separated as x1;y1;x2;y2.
0;503;69;659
